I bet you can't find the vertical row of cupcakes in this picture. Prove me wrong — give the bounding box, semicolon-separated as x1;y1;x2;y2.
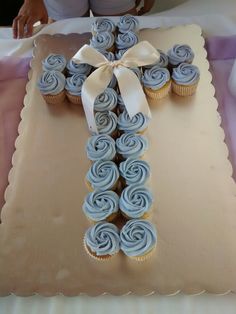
83;16;157;261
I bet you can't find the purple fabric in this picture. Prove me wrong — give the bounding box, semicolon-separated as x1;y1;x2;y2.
0;38;236;211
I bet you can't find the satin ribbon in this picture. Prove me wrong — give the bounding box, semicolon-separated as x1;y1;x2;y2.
72;41;160;133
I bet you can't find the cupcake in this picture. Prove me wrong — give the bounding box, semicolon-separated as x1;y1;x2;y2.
37;70;66;104
142;66;171;100
86;134;116;162
117;15;139;34
84;221;120;260
108;74;117;89
99;50;115;62
116;31;139;50
83;190;119;222
42;54;66;73
117;111;149;134
116;133;148;159
167;44;194;68
143;49;168;70
120;219;157;261
91;18;116;35
119;184;153;219
95;111;118;138
85;160;119;191
90;31;115;52
119;158;150;186
94;88;117;112
172;63;200;96
65;73;86;105
66;59;92;76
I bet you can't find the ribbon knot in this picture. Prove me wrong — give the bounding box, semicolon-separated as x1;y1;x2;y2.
72;41;160;133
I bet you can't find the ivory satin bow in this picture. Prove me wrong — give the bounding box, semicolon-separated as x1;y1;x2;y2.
72;41;160;133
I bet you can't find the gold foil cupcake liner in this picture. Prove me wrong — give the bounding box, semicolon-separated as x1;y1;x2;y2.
172;80;199;96
144;81;171;100
42;90;66;105
66;92;82;105
83;238;113;261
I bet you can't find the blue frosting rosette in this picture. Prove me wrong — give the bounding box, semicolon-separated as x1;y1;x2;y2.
92;18;116;34
167;44;194;66
94;88;118;112
86;134;116;161
116;31;139;50
95;111;118;137
90;31;115;51
120;219;157;260
42;54;66;72
117;14;139;33
117;111;149;134
38;70;65;95
116;133;148;159
119;158;150;185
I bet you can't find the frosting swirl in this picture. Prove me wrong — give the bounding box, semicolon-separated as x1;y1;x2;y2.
120;219;157;257
144;49;168;69
86;160;119;191
83;190;119;222
100;50;115;62
94;88;117;112
115;49;128;60
108;74;117;89
118;111;149;133
119;158;150;185
116;31;139;50
92;18;116;34
65;73;86;96
86;134;116;161
38;70;65;95
90;31;114;51
95;111;118;136
172;63;200;85
66;59;92;76
119;184;153;218
116;133;148;158
85;221;120;256
117;14;139;33
167;44;194;66
42;54;66;72
142;66;170;90
117;94;126;112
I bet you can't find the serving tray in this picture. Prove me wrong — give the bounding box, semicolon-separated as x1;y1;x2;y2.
1;25;236;296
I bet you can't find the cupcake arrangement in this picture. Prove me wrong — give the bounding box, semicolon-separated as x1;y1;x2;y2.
37;15;201;261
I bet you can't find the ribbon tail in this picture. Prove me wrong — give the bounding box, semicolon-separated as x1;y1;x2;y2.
114;66;151;119
81;65;113;133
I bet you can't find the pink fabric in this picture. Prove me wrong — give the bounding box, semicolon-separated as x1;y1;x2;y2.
0;37;236;210
0;57;30;209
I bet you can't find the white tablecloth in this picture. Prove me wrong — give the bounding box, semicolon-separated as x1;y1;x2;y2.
0;0;236;313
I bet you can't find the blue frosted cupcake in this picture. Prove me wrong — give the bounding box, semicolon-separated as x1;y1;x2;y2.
90;31;115;52
94;88;117;112
116;133;148;159
66;59;92;76
119;184;153;219
86;134;116;162
91;18;116;35
117;15;139;34
115;49;128;60
116;31;139;50
167;44;194;68
95;111;118;138
85;160;120;191
65;73;86;104
120;219;157;261
119;158;150;186
117;111;149;134
42;54;67;72
172;63;200;96
84;221;120;260
142;66;171;100
83;190;119;222
38;70;66;104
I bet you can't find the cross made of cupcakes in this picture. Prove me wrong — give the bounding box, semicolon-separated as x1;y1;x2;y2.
37;15;200;261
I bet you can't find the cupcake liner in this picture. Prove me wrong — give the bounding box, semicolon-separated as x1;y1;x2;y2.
42;90;66;105
129;246;156;262
83;238;113;261
144;81;171;100
121;208;151;220
66;92;82;105
172;80;199;96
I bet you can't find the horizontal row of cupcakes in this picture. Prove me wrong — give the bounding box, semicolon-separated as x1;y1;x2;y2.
84;219;157;261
